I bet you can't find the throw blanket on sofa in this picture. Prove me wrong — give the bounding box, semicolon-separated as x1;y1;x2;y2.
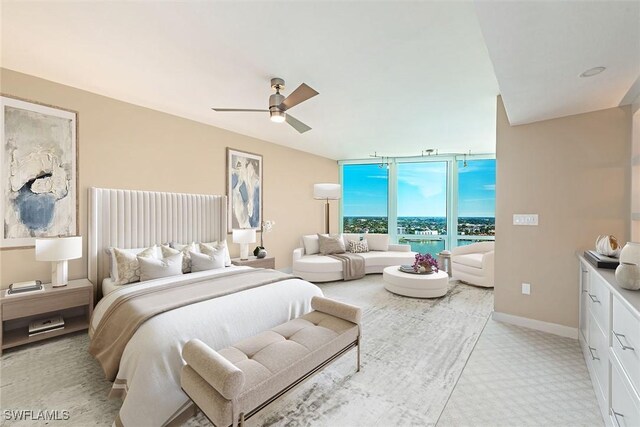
329;253;366;281
89;268;294;380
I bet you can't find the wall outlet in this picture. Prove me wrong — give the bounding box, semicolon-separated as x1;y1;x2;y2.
522;283;531;295
513;214;539;226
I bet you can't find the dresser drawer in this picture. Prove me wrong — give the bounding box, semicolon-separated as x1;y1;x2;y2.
587;273;610;333
588;311;608;402
611;362;640;427
612;296;640;396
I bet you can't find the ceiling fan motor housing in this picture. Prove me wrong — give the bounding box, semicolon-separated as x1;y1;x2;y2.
269;92;286;122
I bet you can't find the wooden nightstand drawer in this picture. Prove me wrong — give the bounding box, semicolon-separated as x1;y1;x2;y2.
2;289;90;320
231;256;276;269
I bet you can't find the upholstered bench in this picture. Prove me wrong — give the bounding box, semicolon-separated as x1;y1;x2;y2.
180;296;362;427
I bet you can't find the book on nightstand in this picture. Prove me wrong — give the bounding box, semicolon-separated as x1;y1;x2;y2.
29;315;65;336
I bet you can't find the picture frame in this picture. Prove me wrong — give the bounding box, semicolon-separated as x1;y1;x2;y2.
0;95;79;249
226;148;262;233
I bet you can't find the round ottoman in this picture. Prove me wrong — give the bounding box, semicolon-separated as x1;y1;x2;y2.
383;265;449;298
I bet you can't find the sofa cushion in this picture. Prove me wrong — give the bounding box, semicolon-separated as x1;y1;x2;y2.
366;234;389;251
452;253;484;269
318;234;346;255
357;251;416;267
302;235;320;255
294;255;343;273
347;239;369;253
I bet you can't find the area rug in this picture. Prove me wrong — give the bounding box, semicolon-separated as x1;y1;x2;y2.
0;276;493;427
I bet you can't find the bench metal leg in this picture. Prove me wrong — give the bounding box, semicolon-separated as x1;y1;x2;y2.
239;412;245;427
356;336;361;372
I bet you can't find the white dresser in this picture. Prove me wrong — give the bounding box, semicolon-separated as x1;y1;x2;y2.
579;255;640;426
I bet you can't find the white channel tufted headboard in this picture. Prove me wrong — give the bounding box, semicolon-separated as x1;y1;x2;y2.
88;187;227;289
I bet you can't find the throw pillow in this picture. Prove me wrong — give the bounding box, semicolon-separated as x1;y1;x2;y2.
190;250;225;272
366;234;389;251
348;239;369;253
317;234;346;255
200;241;231;266
138;253;183;282
302;235;320;255
162;242;197;273
112;246;158;285
106;245;162;281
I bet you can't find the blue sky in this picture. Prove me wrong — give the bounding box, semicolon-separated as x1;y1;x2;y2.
343;160;495;217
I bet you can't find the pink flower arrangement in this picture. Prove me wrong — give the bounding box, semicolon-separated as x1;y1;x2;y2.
413;253;439;273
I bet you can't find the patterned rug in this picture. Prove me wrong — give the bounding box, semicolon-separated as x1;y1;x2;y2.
1;276;493;426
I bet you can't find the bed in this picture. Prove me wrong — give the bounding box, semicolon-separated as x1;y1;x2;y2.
87;188;322;427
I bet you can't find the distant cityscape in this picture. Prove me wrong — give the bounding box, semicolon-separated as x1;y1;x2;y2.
343;216;495;236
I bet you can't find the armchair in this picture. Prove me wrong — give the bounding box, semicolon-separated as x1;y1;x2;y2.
450;241;495;288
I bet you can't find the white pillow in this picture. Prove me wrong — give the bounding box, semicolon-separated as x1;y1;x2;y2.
138;253;183;282
162;242;197;273
106;245;162;281
302;235;320;255
200;241;231;267
111;246;159;285
342;233;363;247
366;234;389;251
190;250;225;272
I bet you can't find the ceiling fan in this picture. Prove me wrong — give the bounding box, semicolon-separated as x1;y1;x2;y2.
212;78;319;134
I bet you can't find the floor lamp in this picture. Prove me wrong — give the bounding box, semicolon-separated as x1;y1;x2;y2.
314;183;341;234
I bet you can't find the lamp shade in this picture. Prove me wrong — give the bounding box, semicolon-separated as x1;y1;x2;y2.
35;236;83;261
313;183;341;200
232;229;256;244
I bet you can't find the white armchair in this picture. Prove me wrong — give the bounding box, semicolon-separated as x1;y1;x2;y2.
450;241;494;288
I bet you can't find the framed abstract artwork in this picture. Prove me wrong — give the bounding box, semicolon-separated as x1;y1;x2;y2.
0;95;78;248
226;148;262;232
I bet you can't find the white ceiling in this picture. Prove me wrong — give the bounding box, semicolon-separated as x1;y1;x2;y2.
1;2;638;160
475;1;640;125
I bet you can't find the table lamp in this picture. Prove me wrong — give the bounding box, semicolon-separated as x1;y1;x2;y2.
35;236;83;287
313;183;341;234
232;229;256;260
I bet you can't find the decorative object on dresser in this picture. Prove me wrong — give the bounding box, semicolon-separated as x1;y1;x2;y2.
595;235;621;257
231;255;275;270
0;278;93;354
619;242;640;265
227;148;262;232
35;236;83;287
253;219;275;258
578;255;640;426
313;183;341;234
232;229;256;261
1;95;78;249
616;262;640;291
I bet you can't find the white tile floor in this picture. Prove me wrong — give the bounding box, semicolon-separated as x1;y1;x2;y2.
437;318;603;426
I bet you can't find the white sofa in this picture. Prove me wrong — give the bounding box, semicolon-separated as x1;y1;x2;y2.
450;241;495;288
292;233;416;282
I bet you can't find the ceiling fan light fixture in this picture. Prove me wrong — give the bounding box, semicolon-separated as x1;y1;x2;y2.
270;110;286;123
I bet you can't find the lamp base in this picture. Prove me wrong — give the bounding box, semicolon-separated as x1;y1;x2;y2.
240;244;249;260
51;260;69;287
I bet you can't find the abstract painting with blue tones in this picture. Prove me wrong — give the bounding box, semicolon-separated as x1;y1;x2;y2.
227;148;262;232
1;96;77;248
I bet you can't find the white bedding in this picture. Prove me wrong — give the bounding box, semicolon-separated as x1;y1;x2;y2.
90;267;323;427
101;277;119;296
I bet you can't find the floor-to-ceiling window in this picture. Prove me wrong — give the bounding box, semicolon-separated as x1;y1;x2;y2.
397;162;448;255
340;156;495;254
342;164;388;233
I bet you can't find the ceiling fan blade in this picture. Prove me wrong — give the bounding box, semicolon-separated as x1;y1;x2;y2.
279;83;319;111
211;108;268;112
285;114;312;134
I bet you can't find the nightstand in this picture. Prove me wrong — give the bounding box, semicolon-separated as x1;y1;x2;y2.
0;278;93;354
231;256;276;269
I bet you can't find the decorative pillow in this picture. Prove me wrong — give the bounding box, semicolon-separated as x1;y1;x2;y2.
138;253;183;282
112;246;158;285
366;234;389;251
348;239;369;253
162;242;197;273
317;234;346;255
190;250;225;272
302;235;320;255
106;245;162;281
200;241;231;267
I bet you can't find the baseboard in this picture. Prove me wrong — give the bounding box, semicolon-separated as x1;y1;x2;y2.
492;311;578;339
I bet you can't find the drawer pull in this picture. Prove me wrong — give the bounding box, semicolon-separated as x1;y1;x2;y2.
588;294;600;304
613;331;635;351
611;409;624;427
588;346;599;361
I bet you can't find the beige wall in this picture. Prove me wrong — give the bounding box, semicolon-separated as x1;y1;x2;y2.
0;69;338;289
495;96;631;328
632;96;640;242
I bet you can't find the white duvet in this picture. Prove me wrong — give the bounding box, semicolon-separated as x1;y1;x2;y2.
90;266;323;427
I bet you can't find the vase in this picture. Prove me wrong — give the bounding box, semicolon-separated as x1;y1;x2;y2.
595;235;621;257
256;248;267;259
619;242;640;265
615;262;640;291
